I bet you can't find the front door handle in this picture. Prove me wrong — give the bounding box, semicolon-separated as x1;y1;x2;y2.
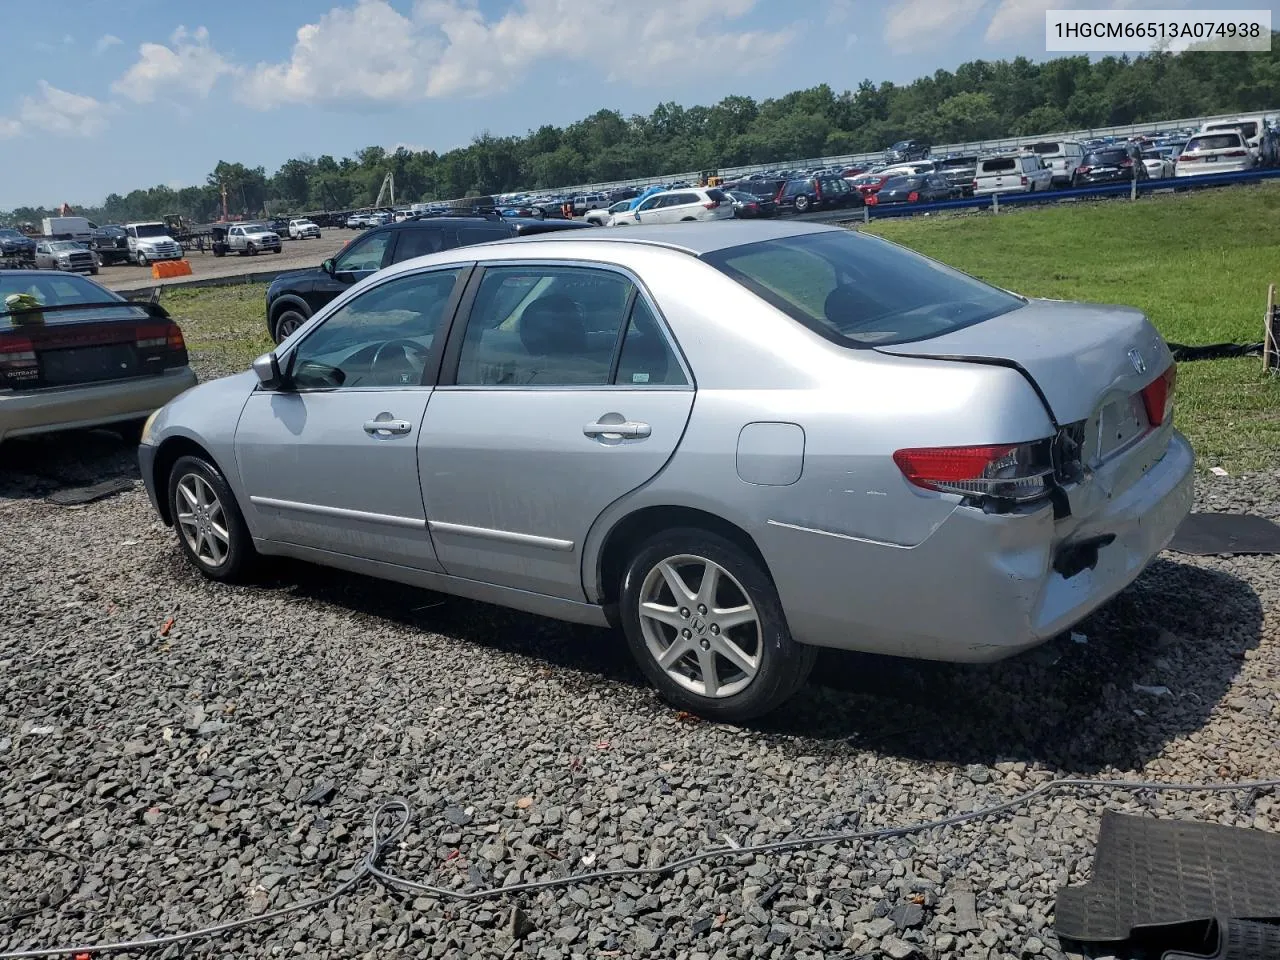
364;418;412;436
584;420;651;440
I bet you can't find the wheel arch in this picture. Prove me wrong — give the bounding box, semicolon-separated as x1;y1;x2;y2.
590;504;771;613
268;293;312;325
150;435;224;526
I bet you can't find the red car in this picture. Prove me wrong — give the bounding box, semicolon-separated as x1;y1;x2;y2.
850;173;894;199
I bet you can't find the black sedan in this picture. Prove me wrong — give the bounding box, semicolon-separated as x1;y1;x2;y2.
865;174;956;206
727;190;776;218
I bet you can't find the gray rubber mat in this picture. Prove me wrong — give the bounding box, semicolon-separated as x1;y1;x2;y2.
1055;812;1280;944
1168;512;1280;556
46;477;134;506
1162;918;1280;959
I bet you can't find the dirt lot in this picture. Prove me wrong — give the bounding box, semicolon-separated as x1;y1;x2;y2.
92;229;351;293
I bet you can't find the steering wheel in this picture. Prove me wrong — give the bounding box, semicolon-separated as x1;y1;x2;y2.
369;338;428;384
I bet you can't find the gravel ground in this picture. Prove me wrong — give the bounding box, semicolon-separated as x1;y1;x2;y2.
91;230;349;294
2;361;1278;960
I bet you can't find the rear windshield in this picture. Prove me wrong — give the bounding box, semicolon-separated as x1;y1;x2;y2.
979;157;1017;172
1029;142;1065;155
1083;149;1129;165
702;231;1022;347
1206;121;1257;139
705;188;728;202
881;177;920;189
1;274;140;330
937;157;976;169
1185;134;1244;151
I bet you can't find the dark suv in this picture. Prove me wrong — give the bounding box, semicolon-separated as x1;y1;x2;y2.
775;175;860;214
265;213;592;342
1073;144;1148;187
884;139;930;163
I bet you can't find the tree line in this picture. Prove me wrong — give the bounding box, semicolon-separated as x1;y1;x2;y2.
5;44;1279;227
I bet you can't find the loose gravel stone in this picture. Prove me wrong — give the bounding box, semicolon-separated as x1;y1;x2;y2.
2;431;1278;960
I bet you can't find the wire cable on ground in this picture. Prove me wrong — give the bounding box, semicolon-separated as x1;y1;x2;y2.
3;776;1279;959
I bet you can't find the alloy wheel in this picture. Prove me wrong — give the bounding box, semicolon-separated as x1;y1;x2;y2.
175;473;231;568
637;554;761;699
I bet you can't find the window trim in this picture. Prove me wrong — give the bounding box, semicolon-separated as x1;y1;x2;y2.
271;263;475;394
435;258;694;391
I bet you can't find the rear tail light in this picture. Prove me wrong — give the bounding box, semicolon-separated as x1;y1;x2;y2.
1120;158;1133;167
893;440;1055;504
1140;363;1176;427
971;179;978;189
907;191;920;202
136;321;188;367
814;182;823;200
703;200;719;209
0;334;38;386
1077;166;1091;174
866;195;878;205
1019;175;1028;186
1224;150;1248;158
1179;155;1199;162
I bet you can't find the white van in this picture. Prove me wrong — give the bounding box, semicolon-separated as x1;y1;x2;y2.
972;154;1053;196
1027;140;1084;187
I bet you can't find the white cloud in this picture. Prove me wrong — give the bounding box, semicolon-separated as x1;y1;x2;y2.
982;0;1191;44
11;81;108;137
237;0;792;108
95;34;122;54
884;0;988;52
112;25;237;103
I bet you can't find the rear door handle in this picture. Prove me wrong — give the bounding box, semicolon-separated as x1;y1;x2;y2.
364;418;413;436
583;420;651;439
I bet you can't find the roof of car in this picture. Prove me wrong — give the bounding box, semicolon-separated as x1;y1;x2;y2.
505;220;842;256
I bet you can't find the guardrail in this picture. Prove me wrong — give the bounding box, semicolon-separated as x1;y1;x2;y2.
818;166;1280;222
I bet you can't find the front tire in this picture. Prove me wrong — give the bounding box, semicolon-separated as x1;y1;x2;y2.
272;307;309;343
167;455;256;583
136;252;149;267
619;528;816;722
794;195;811;213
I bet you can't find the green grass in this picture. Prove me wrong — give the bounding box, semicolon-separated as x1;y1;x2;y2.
866;183;1280;471
161;283;272;375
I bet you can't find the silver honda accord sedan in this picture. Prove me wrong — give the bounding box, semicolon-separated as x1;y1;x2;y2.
138;221;1193;720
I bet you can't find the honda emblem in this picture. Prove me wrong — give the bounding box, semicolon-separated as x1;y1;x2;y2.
1127;348;1146;375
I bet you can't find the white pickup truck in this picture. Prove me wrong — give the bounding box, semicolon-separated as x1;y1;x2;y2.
124;222;184;266
226;223;283;255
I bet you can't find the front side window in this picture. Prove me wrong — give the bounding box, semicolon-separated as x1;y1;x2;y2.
333;231;392;273
702;231;1022;347
288;269;462;389
455;266;636;386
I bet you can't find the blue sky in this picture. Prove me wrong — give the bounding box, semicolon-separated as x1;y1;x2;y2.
0;0;1272;209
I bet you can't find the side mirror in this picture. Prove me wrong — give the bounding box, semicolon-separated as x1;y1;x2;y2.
321;258;335;276
252;351;286;389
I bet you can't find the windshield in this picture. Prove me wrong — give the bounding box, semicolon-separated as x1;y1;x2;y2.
702;231;1022;347
1185;134;1243;152
132;223;169;238
0;228;22;239
49;241;83;251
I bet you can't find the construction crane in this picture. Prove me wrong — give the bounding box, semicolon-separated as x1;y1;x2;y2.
374;172;395;209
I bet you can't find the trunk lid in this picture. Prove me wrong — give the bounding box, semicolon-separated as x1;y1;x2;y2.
874;298;1170;426
1;301;187;390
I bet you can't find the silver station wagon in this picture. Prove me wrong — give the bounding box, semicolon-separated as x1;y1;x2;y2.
138;222;1192;720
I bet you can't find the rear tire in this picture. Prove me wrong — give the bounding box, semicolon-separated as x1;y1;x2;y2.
167;454;257;584
794;195;811;213
619;527;816;722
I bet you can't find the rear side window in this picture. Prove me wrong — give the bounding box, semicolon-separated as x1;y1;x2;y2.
457;225;511;246
392;227;448;263
980;158;1017;173
1030;142;1062;156
702;231;1022;347
615;298;688;386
